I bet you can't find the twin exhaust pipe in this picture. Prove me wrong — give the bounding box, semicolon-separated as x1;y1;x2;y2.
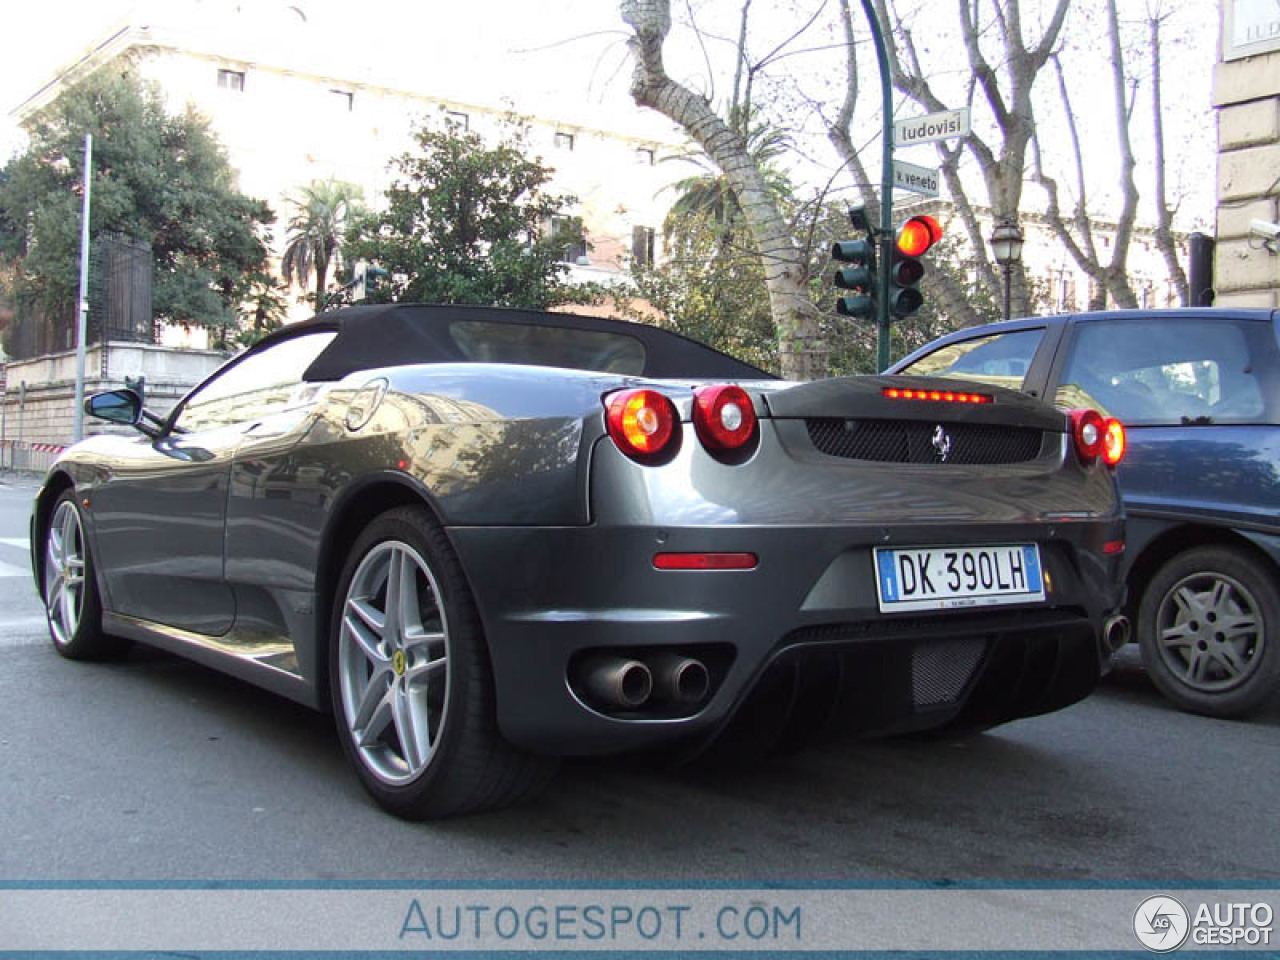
577;652;711;710
1102;613;1131;653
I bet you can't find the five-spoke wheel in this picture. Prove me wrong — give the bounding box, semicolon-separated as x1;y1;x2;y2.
337;540;450;785
40;491;125;660
45;498;88;648
329;506;555;818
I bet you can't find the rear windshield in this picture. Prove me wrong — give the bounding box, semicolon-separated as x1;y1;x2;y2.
301;304;774;382
448;320;645;374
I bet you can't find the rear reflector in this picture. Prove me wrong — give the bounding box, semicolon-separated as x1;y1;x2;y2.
653;552;758;571
884;387;992;404
1103;539;1125;555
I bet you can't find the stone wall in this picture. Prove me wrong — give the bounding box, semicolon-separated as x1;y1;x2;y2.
1214;47;1280;307
1;342;226;470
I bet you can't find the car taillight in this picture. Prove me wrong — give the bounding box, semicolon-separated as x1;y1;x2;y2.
1102;417;1126;466
605;388;679;462
1070;408;1111;465
693;385;756;452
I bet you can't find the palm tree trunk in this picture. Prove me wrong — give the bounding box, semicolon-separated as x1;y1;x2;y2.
314;255;330;313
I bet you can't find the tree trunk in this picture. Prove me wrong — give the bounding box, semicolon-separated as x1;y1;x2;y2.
1148;11;1189;306
314;253;330;314
621;0;825;380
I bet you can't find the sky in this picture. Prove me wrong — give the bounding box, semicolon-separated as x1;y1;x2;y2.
0;0;1220;230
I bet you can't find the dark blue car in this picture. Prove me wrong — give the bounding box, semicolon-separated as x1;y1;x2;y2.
893;309;1280;718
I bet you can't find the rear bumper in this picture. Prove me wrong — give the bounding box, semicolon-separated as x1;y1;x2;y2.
449;519;1124;756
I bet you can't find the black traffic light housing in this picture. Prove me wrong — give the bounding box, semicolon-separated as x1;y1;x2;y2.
887;215;941;318
832;206;877;320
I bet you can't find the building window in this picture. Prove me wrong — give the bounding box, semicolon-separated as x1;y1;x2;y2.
331;89;354;111
551;215;587;263
445;110;470;130
632;225;656;268
217;69;246;92
554;131;575;151
635;147;655;166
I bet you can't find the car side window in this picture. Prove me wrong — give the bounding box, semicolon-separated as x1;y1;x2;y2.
173;332;338;433
1055;318;1265;425
897;328;1044;391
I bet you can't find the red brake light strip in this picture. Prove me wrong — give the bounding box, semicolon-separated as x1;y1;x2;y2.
883;387;992;404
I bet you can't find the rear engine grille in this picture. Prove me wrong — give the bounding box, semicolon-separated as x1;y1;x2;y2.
805;418;1044;464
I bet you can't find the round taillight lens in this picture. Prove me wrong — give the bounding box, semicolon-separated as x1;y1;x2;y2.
1102;417;1126;466
1070;408;1105;463
693;384;757;452
605;388;678;461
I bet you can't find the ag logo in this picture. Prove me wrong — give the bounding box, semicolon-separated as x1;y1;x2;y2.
1134;895;1190;952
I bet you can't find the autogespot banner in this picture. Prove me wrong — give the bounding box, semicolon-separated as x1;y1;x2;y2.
0;884;1276;954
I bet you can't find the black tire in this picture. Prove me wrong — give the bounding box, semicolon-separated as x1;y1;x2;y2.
328;505;556;818
41;491;129;661
1138;546;1280;718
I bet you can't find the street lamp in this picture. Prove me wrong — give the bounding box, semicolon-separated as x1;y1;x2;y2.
989;217;1025;323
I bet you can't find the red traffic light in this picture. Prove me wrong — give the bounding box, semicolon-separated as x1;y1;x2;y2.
896;215;943;257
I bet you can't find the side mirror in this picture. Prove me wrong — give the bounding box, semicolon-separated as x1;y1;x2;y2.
85;389;143;426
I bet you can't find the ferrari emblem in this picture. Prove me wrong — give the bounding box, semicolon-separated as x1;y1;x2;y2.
931;425;952;462
392;649;406;676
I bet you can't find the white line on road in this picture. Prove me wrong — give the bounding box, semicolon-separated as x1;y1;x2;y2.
0;537;29;550
0;620;51;646
0;559;30;578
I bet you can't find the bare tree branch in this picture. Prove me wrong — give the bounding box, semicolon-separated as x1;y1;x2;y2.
621;0;825;379
1148;8;1189;304
1103;0;1139;308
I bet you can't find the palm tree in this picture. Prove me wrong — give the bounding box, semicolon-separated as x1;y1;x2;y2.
280;179;364;313
663;111;794;240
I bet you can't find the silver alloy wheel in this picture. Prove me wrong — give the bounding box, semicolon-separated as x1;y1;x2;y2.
337;540;450;785
44;500;87;647
1154;570;1264;693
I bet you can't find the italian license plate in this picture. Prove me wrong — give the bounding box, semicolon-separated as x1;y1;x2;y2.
874;544;1044;612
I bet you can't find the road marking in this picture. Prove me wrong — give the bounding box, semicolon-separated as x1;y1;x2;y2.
0;537;29;550
0;620;50;647
0;559;30;578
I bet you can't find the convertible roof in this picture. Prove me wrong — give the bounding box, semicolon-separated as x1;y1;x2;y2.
282;302;776;382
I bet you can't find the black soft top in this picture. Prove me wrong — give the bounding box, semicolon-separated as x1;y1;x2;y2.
276;303;776;382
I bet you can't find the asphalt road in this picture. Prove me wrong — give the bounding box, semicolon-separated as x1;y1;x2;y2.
1;476;1276;882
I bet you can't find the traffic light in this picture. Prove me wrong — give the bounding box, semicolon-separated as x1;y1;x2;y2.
832;206;877;320
887;214;942;318
353;260;389;300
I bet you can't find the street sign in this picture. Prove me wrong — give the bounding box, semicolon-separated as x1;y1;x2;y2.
893;107;971;148
893;160;940;197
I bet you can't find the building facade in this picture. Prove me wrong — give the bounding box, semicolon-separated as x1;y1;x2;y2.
14;1;689;325
1214;0;1280;307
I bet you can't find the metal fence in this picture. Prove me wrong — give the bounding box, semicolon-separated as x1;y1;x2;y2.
5;232;154;362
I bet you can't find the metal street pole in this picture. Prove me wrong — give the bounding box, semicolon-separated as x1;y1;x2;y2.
1003;265;1012;324
73;133;92;442
860;0;894;373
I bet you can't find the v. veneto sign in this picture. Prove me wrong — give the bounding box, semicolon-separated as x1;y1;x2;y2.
893;107;971;147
